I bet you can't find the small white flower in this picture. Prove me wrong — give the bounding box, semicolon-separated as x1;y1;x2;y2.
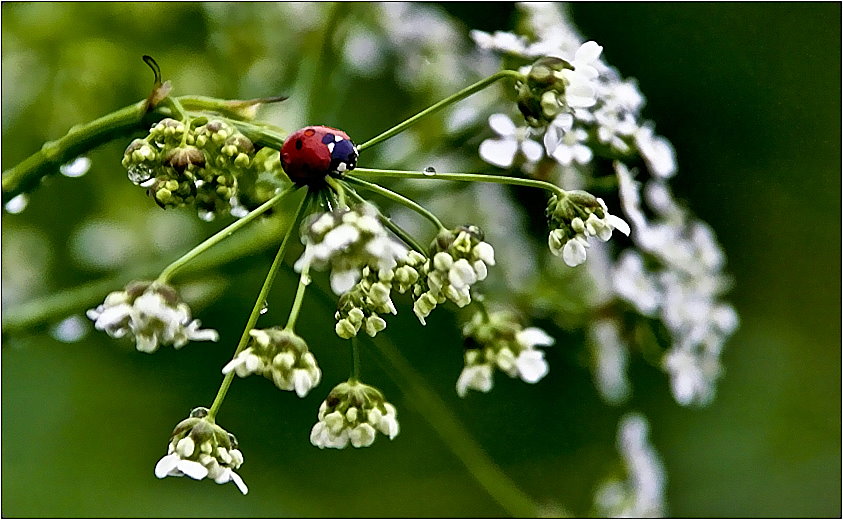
548;127;593;166
613;250;661;316
470;29;529;55
663;346;718;406
635;124;676;179
456;363;494;397
479;114;543;168
562;235;589;267
514;349;549;383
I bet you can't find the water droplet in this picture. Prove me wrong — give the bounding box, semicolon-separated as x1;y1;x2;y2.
60;156;92;178
260;300;269;314
423;166;437;176
197;209;216;222
50;315;90;343
4;193;29;214
127;164;154;185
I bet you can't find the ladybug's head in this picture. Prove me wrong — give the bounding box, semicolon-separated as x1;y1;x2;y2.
280;126;359;185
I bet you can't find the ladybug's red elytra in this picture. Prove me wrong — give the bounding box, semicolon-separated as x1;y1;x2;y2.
280;126;359;185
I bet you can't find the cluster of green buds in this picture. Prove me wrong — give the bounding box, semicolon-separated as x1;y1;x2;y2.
121;118;268;220
310;380;399;449
546;191;630;267
457;310;554;397
334;250;426;338
222;328;322;398
412;226;496;324
516;42;601;127
154;407;248;494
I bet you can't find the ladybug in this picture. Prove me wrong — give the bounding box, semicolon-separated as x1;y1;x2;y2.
280;126;359;185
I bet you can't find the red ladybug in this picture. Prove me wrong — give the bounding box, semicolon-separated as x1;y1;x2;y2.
280;126;359;185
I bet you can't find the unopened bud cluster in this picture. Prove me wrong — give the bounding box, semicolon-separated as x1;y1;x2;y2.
334;250;426;338
310;380;399;449
412;226;496;324
121;118;272;220
222;328;321;397
154;407;248;494
86;280;218;353
295;204;408;295
457;310;554;397
546;191;630;267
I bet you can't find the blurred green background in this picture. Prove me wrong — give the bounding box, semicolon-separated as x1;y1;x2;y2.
2;2;840;517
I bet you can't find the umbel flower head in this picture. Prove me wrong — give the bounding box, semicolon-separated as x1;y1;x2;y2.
310;380;399;449
222;328;322;397
86;281;218;353
334;250;427;339
154;407;248;494
457;310;555;397
546;190;630;267
295;203;408;295
515;42;603;127
412;226;496;324
121;118;263;220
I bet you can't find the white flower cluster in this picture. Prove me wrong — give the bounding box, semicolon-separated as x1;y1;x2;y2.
154;407;248;495
457;310;554;397
474;3;676;180
412;226;496;324
86;281;218;353
310;380;399;449
615;163;738;406
335;250;426;338
295;204;408;295
594;413;666;518
222;328;321;397
546;191;630;267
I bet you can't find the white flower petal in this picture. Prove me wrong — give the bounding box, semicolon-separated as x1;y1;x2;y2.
176;459;209;480
488;113;517;137
154;453;180;479
479;138;518;168
520;139;544;163
517;327;555;348
515;350;549;383
562;237;588;267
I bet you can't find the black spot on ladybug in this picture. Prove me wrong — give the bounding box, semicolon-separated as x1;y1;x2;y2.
321;134;335;145
295;139;303;150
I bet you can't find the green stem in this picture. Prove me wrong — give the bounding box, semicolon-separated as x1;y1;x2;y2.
367;335;538;517
1;99;160;201
325;176;347;208
345;186;427;255
156;185;299;284
343;176;446;231
350;336;360;381
284;261;311;331
207;190;311;421
357;70;523;152
353;167;567;197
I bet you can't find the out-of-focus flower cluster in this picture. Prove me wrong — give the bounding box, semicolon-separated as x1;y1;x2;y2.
594;413;666;518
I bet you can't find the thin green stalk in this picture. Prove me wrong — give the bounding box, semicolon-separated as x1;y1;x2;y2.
156;185;299;284
343;176;446;231
367;335;538;517
2;99;158;201
353;167;567;197
284;261;311;331
350;336;360;381
325;176;347;208
345;186;428;255
357;70;523;152
207;190;311;421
